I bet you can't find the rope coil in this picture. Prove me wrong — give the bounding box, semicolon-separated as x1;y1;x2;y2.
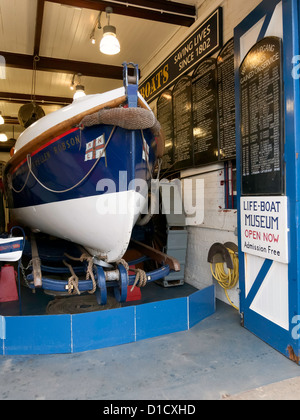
117;258;147;291
61;255;148;297
210;247;239;311
64;252;97;295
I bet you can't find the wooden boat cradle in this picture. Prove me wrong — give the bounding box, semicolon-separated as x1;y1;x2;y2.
24;237;180;306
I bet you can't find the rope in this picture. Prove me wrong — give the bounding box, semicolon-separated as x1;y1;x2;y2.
117;258;129;271
63;259;81;295
10;125;116;194
8;169;30;194
130;268;147;292
210;248;239;311
62;253;149;296
46;294;121;315
80;107;161;136
64;252;97;295
116;258;147;292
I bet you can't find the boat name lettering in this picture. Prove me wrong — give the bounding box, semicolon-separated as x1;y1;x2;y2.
32;151;51;168
15;134;81;176
53;135;80;154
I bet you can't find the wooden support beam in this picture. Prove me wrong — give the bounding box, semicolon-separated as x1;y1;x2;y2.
0;139;16;153
1;116;19;124
131;239;181;272
109;0;196;16
0;91;72;106
46;0;196;26
0;51;129;80
30;232;43;288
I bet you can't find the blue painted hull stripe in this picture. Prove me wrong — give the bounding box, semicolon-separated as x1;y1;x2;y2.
9;124;156;208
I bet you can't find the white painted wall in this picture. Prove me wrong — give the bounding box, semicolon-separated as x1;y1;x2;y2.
141;0;263;307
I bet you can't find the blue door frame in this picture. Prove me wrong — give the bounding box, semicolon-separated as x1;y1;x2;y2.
235;0;300;362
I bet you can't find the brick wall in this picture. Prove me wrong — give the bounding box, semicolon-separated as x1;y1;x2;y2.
181;164;238;306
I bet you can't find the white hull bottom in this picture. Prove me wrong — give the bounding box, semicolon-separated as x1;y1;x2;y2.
12;190;147;262
0;237;23;262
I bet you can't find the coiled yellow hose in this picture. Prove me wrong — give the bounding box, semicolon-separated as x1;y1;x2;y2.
210;248;239;311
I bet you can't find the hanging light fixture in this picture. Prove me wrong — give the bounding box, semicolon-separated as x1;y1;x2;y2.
18;56;45;128
0;112;4;125
73;84;86;100
90;12;101;45
70;73;76;91
73;73;86;101
0;133;7;142
100;7;120;55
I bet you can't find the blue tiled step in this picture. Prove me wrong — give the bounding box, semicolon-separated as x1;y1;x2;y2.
0;285;215;355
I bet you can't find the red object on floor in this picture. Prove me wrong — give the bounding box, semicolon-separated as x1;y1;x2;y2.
126;285;142;302
126;265;142;302
0;264;19;302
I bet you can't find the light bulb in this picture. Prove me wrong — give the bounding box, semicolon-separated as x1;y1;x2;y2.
73;85;86;100
0;133;8;142
100;26;120;55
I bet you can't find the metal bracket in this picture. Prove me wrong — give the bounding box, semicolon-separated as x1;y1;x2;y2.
95;265;107;305
114;263;128;302
123;62;139;108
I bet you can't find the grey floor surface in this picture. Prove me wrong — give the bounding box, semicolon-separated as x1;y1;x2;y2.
0;299;299;400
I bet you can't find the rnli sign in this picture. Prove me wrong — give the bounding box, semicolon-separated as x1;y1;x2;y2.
139;7;222;103
241;197;289;264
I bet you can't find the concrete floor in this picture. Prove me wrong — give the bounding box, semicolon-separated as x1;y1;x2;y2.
0;299;299;400
224;377;300;400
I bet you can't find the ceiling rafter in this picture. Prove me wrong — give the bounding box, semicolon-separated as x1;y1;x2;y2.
0;92;72;106
0;0;197;134
46;0;196;26
3;0;196;86
0;139;16;152
110;0;196;15
2;117;22;125
32;0;196;65
0;51;129;79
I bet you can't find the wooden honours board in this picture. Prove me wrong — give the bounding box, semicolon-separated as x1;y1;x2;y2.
192;58;219;165
172;76;194;171
217;38;236;160
239;36;284;195
157;90;174;171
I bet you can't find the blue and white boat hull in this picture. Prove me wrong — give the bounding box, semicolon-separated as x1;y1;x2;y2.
4;88;162;262
0;237;24;262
